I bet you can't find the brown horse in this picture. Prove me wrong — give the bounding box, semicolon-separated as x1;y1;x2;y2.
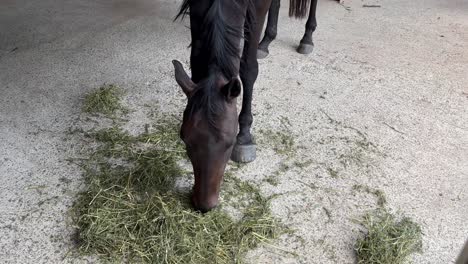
173;0;311;212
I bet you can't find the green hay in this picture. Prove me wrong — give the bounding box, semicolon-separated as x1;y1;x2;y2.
327;167;339;178
264;174;280;186
352;184;387;208
263;162;291;187
83;84;126;115
258;129;296;156
355;210;422;264
72;116;282;263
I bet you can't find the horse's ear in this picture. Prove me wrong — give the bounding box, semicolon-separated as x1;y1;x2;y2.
172;60;195;96
222;77;242;101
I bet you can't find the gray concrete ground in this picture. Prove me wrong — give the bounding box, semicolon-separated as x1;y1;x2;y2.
1;0;467;263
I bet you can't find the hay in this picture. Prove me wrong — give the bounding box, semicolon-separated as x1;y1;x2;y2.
83;84;126;115
355;210;422;264
352;184;387;208
259;128;296;156
72;114;282;263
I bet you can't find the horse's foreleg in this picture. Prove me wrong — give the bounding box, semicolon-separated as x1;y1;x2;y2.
297;0;318;54
231;1;270;163
258;0;280;59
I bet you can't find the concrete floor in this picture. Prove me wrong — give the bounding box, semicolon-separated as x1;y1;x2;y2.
1;0;467;263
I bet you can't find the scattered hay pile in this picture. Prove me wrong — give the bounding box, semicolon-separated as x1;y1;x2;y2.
355;210;422;264
75;85;423;264
83;84;126;115
71;85;281;263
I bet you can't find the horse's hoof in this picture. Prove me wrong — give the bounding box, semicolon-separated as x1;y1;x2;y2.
297;43;314;54
231;144;256;163
257;49;269;59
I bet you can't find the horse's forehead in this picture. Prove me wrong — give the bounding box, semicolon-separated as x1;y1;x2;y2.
183;111;200;132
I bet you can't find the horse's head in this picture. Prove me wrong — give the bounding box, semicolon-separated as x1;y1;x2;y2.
172;60;241;212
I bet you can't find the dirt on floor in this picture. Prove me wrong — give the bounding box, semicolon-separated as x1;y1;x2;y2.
0;0;467;263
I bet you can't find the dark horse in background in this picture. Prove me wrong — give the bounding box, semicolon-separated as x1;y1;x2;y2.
174;0;313;212
258;0;318;58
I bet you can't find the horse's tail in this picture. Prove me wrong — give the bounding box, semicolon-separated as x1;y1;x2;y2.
289;0;312;19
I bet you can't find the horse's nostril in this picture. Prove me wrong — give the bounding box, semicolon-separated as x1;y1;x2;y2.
191;193;219;213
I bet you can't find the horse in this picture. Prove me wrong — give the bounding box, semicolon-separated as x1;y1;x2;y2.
173;0;311;212
258;0;318;59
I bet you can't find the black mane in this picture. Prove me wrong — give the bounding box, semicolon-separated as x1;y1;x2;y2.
176;0;248;78
176;0;254;131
